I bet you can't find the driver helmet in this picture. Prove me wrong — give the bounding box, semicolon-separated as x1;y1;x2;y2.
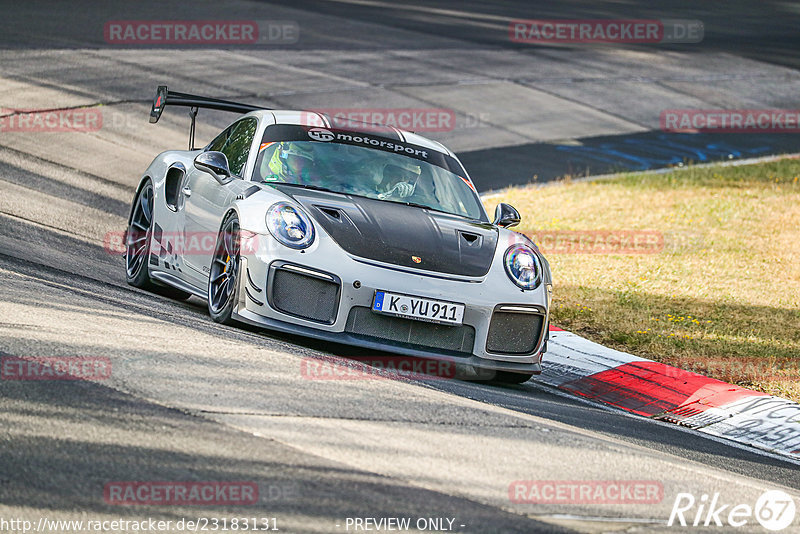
269;142;316;182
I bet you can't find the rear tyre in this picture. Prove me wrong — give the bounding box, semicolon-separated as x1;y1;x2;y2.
125;181;158;290
125;180;191;301
208;213;241;326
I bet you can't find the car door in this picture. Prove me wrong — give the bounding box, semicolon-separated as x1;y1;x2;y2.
182;118;258;284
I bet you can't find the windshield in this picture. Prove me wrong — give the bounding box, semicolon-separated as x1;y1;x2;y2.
252;128;485;220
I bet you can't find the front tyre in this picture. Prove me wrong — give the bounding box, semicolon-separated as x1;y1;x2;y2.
208;213;241;325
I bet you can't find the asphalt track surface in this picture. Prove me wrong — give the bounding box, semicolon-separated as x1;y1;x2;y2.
0;2;798;533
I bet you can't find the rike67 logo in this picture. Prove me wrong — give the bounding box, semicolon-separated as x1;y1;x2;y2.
669;490;796;531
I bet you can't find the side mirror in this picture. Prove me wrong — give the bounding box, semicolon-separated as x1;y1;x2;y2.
493;203;521;228
194;151;233;185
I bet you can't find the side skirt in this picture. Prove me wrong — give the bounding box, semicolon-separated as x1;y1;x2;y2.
151;270;207;299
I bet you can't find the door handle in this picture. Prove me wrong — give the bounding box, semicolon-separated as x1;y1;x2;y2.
182;187;192;197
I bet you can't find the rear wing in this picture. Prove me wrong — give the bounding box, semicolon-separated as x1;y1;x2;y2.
149;85;268;149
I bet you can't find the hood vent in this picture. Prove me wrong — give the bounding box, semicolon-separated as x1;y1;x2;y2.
459;231;482;247
316;206;343;221
279;187;498;277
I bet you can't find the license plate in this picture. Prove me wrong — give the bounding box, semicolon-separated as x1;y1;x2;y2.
372;291;465;325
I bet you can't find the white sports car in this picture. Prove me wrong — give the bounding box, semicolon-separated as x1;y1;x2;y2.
125;86;552;382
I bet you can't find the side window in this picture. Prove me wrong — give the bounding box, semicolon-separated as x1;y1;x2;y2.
206;127;230;153
220;119;257;177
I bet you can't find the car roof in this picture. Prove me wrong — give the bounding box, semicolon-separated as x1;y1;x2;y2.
243;109;456;159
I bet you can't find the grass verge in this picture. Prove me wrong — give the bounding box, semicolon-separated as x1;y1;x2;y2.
486;158;800;402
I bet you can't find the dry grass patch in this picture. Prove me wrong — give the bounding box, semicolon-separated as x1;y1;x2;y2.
486;159;800;401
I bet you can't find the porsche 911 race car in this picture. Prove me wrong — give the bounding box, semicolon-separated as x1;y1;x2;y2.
125;86;552;382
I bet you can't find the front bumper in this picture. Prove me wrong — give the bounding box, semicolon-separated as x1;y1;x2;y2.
232;229;549;374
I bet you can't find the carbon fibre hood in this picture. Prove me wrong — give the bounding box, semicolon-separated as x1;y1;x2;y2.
276;186;498;277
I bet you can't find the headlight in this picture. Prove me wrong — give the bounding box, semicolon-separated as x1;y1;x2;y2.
266;202;315;249
504;245;542;290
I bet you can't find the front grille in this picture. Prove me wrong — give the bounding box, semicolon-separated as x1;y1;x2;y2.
486;309;544;355
269;266;340;324
345;306;475;354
